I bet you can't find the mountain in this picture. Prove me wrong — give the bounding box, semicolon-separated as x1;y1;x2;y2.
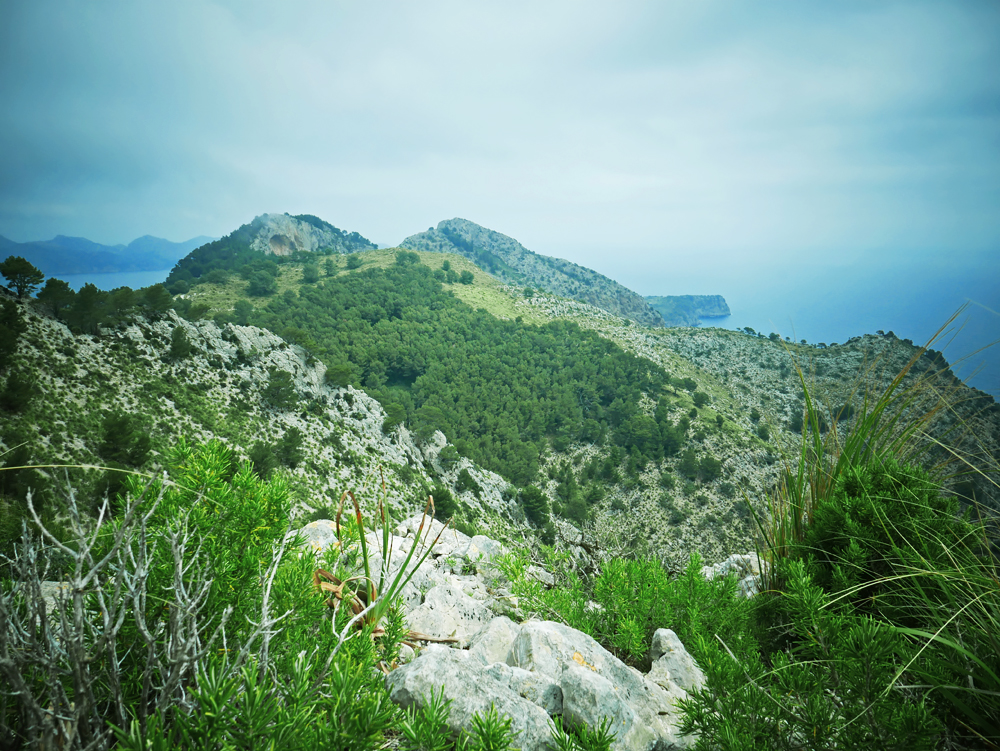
400;218;667;328
0;233;216;275
164;213;376;291
646;295;731;326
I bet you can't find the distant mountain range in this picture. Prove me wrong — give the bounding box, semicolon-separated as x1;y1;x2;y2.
0;234;216;276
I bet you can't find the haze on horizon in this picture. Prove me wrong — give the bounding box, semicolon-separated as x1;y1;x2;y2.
1;2;998;315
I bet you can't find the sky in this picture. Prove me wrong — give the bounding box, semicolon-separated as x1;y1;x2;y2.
1;1;998;388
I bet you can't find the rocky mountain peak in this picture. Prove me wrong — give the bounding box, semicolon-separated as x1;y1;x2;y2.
247;213;376;256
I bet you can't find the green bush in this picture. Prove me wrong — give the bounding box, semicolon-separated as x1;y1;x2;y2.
456;467;481;497
431;482;457;521
168;326;192;359
678;448;699;480
302;264;320;284
519;485;550;527
498;550;752;670
264;368;298;410
0;299;27;369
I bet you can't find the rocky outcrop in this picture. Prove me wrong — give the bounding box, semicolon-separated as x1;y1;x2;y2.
306;517;701;750
400;219;665;328
645;295;731;327
246;213;376;256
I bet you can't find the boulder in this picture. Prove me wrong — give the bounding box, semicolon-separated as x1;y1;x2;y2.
648;628;706;694
298;519;339;553
701;553;765;599
507;620;694;750
386;648;554;751
484;661;563;715
406;582;496;647
469;615;521;666
560;663;656;751
397;515;471;559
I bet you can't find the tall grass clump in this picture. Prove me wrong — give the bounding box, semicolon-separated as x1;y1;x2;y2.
679;312;1000;749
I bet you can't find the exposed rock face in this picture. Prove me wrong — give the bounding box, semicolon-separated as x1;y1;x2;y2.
645;295;731;327
245;213;377;256
386;647;555;751
400;218;665;328
386;618;698;751
648;629;706;694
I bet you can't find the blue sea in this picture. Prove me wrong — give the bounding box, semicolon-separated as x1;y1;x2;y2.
57;268;172;292
603;254;1000;398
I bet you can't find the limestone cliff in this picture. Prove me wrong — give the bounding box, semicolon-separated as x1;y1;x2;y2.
246;213;377;256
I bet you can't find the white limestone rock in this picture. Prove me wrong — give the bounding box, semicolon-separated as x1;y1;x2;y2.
386;648;554;751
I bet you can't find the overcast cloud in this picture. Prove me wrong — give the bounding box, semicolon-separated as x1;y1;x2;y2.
1;0;998;282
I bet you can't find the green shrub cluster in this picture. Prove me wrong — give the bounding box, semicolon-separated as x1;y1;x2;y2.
500;454;999;748
4;440;529;750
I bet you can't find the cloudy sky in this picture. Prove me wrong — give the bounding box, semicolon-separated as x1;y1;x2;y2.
2;1;998;314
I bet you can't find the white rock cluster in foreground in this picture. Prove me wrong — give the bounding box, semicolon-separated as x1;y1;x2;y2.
302;516;769;751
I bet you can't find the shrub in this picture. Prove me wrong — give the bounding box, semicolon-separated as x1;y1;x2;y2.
0;441;297;746
264;368;297;410
430;482;457;521
169;326;192;359
0;368;33;413
698;455;723;483
247;272;278;296
456;467;481;497
382;402;406;433
0;299;27;369
519;485;550;527
233;298;254;325
678;448;699;480
346;254;363;270
302;264;320;284
277;426;304;468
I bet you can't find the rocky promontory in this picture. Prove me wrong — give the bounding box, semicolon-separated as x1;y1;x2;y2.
645;295;731;326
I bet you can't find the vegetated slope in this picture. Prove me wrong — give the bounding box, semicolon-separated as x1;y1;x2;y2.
519;290;1000;515
645;294;731;326
164;213;376;294
0;234;215;275
400;218;666;328
0;299;521;554
176;248;782;565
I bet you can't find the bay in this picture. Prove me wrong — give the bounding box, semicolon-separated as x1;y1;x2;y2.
56;268;172;292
